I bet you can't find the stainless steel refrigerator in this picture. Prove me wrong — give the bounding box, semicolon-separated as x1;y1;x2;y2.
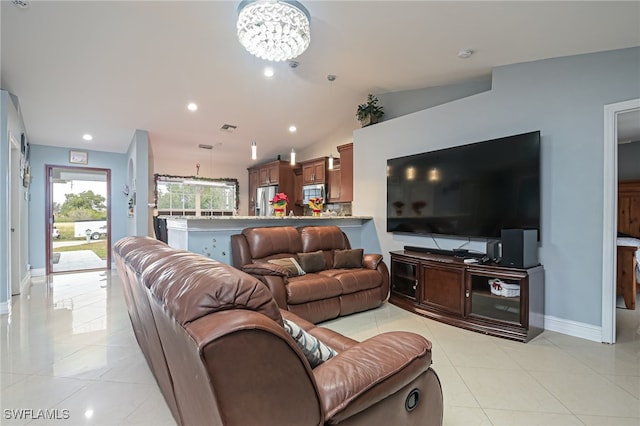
256;185;277;216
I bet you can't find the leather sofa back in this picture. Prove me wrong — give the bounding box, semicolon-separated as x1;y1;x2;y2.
298;225;350;253
113;237;323;425
241;226;302;259
232;225;353;268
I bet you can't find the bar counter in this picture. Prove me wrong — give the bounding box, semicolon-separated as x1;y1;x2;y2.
163;215;378;265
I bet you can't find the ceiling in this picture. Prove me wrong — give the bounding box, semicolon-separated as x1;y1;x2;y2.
2;1;639;169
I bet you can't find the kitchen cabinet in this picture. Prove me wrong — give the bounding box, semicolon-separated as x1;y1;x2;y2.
389;250;544;342
336;143;353;202
293;168;303;206
248;168;259;215
301;158;328;185
327;158;341;202
247;160;300;215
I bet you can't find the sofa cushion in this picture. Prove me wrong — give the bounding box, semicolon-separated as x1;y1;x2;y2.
320;269;383;295
242;226;302;259
283;319;337;367
299;226;349;253
268;257;305;277
297;250;326;273
333;249;363;269
286;274;343;304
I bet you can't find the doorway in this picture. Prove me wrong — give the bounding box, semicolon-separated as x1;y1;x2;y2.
602;98;640;344
46;165;111;274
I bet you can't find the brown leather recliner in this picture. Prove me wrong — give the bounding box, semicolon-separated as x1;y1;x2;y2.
231;225;390;323
114;236;443;426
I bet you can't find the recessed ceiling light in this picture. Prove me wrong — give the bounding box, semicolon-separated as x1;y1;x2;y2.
82;134;93;141
289;125;297;133
264;67;275;78
187;102;198;111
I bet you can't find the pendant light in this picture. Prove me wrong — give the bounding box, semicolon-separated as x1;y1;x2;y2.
251;141;257;160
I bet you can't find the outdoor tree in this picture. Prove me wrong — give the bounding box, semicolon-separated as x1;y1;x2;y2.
57;191;107;221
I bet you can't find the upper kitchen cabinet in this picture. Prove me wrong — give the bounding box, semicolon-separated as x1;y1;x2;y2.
301;157;328;185
257;161;281;185
336;143;353;202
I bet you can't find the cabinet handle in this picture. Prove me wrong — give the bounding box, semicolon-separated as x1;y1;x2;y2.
465;290;470;298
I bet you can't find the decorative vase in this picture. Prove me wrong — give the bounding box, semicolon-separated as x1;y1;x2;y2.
274;204;286;217
312;209;321;217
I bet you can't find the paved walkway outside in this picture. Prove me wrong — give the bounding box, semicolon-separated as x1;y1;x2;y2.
53;249;106;272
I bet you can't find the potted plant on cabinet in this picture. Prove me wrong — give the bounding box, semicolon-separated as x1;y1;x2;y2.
356;94;384;127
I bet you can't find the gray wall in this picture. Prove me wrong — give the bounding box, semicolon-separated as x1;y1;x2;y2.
28;145;128;271
618;141;640;180
353;47;640;329
377;76;492;121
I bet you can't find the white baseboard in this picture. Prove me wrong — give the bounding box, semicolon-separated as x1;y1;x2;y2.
31;268;46;277
20;272;31;293
0;301;10;315
544;315;602;343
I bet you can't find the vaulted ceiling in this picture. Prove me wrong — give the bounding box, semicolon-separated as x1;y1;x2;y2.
2;1;639;168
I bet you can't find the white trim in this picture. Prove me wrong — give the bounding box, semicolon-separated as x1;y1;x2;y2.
0;301;10;316
602;99;640;344
544;315;602;343
20;272;31;294
30;268;46;277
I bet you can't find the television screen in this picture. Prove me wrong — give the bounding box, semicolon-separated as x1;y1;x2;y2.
387;131;540;239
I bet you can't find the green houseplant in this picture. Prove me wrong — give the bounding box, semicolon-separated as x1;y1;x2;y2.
356;94;384;127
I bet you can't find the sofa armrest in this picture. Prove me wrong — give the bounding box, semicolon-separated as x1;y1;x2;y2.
362;253;383;269
313;332;432;422
241;262;288;277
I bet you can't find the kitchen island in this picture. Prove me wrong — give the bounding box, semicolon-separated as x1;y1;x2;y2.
164;215;378;265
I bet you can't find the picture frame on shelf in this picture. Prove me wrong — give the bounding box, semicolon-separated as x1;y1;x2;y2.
69;150;88;165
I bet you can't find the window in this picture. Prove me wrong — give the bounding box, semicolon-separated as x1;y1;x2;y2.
154;174;239;216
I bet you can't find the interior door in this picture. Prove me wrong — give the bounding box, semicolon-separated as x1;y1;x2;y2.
46;166;111;274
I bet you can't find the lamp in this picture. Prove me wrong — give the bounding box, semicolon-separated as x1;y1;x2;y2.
328;154;334;170
251;141;257;160
237;0;311;62
290;148;296;165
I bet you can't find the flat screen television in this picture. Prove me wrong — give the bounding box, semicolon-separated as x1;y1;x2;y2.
387;131;540;240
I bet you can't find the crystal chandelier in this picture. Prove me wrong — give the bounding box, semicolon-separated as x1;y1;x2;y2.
237;0;311;62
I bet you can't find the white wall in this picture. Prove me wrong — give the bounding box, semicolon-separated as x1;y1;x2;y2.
354;47;640;329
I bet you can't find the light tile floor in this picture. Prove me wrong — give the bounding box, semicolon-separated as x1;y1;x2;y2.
1;270;639;425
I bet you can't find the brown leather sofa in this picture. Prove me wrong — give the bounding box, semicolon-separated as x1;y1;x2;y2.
231;225;389;323
113;236;443;426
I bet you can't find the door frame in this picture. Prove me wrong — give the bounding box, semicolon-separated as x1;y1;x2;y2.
601;98;640;344
45;165;112;274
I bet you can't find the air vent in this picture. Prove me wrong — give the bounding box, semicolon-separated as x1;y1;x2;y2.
198;144;213;150
12;0;29;8
220;124;237;133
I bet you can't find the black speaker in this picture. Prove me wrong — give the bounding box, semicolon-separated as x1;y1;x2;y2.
486;240;501;260
501;229;538;268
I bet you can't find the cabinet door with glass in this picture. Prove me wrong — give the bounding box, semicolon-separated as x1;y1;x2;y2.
465;268;529;327
390;256;419;301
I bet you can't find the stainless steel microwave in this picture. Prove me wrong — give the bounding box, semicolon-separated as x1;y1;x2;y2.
302;184;325;205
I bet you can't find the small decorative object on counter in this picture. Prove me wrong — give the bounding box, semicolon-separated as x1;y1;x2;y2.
270;192;289;217
308;197;324;217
